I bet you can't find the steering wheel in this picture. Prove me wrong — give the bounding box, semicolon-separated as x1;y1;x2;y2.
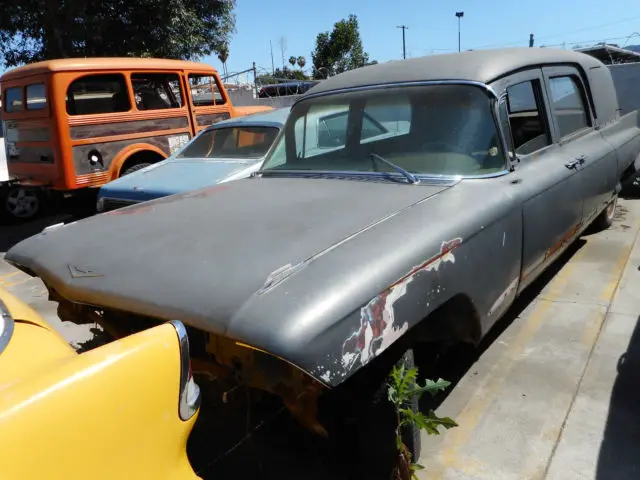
419;140;465;153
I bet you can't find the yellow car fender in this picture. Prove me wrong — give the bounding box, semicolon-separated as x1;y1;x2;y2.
0;288;200;479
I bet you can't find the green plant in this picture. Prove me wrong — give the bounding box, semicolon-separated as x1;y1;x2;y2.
387;362;458;480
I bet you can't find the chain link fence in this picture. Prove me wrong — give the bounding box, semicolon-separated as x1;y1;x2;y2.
218;64;324;108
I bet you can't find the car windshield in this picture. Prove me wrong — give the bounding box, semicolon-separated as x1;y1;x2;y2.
261;84;507;178
177;126;280;160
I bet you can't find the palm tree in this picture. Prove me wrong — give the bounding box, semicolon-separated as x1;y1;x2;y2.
296;56;306;69
217;44;230;78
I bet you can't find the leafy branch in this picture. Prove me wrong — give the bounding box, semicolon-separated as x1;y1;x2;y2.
387;362;458;479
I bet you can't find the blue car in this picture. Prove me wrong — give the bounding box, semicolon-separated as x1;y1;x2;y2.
96;107;290;212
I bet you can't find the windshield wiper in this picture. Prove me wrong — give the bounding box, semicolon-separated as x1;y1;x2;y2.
370;153;419;185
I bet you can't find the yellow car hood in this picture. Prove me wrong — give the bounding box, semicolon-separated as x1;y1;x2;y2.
0;287;75;386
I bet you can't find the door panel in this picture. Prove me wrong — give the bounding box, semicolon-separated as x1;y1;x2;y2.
517;149;584;288
491;68;584;291
542;66;617;225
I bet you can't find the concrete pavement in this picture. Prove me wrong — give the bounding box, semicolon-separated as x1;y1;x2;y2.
420;198;640;479
0;213;96;347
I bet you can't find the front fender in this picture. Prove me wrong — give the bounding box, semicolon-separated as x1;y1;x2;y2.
226;181;523;388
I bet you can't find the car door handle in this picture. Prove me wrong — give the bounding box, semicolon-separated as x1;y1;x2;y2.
565;156;586;170
565;160;580;169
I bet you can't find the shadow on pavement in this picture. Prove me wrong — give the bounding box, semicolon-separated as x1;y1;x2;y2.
188;388;348;480
418;238;587;409
596;315;640;480
0;214;73;252
0;195;96;252
74;326;111;353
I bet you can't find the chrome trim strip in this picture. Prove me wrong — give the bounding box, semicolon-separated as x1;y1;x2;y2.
0;297;15;356
257;169;510;182
169;320;201;421
295;79;500;106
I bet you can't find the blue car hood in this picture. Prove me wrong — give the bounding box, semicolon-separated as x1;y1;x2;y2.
99;158;261;201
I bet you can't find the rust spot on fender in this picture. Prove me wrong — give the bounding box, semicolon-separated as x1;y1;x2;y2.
340;237;463;373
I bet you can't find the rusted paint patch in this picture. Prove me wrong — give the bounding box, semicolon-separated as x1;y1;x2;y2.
544;221;582;261
340;237;463;372
488;276;519;317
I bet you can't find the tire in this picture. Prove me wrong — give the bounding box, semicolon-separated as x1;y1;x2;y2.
2;186;41;222
120;162;152;177
324;348;420;480
591;195;617;232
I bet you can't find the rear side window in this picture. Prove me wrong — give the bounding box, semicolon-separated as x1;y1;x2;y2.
131;73;183;110
66;74;130;115
548;76;590;138
188;74;226;106
26;84;47;110
506;80;552;155
5;87;23;112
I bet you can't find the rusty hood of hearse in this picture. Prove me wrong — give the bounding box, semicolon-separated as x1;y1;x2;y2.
6;47;640;390
5;176;470;384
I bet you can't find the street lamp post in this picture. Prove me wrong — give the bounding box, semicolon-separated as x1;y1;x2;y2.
455;11;464;52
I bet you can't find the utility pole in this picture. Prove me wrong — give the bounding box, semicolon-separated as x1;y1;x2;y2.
270;40;275;74
396;25;408;59
529;33;535;47
278;37;287;72
455;11;464;52
252;62;257;97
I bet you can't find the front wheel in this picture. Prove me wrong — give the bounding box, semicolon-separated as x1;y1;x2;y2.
591;195;617;232
324;348;421;479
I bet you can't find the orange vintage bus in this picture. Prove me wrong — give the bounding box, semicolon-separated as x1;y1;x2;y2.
0;58;272;220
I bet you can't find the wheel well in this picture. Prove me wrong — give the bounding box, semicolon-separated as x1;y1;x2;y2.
414;294;482;346
120;150;165;175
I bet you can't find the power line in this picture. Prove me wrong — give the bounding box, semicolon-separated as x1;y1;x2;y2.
407;32;638;59
539;34;633;48
473;15;640;50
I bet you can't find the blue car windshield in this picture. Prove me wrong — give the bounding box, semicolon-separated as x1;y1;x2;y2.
261;84;507;177
177;126;280;159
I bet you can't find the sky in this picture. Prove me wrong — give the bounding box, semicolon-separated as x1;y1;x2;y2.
204;0;640;79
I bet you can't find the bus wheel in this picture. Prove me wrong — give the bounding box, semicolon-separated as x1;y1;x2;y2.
3;187;41;222
120;162;152;177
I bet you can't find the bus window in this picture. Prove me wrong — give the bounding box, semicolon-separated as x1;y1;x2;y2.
188;74;226;106
66;74;130;115
5;87;23;112
131;73;183;110
26;84;47;111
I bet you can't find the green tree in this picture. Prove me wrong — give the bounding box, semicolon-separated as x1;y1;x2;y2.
217;43;230;78
311;14;373;79
256;67;308;85
0;0;236;68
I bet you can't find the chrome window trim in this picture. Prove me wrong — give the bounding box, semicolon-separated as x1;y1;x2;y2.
170;319;201;421
0;297;15;356
294;79;499;103
262;80;510;179
257;168;510;183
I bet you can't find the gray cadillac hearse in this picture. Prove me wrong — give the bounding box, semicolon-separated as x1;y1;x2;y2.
7;48;640;476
